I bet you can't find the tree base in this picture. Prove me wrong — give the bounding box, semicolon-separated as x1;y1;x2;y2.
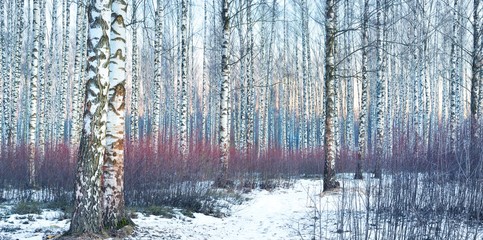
58;232;108;240
354;172;363;180
323;181;340;192
107;224;135;238
213;176;234;189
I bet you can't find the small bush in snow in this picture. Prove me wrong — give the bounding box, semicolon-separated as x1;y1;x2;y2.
12;201;41;215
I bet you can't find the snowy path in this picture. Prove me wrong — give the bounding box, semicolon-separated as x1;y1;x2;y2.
0;179;334;240
130;179;325;240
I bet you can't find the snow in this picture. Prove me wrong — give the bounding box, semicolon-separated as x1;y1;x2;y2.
0;178;327;240
1;175;482;239
0;205;69;240
129;179;323;240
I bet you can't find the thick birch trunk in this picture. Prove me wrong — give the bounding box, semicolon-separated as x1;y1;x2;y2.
103;0;128;229
70;0;111;234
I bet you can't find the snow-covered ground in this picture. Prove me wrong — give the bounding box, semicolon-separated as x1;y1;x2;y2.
1;175;482;239
0;178;329;240
128;179;325;240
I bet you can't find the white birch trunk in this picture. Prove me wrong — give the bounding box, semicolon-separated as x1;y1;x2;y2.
301;0;308;152
323;0;338;191
355;0;369;180
180;0;188;160
10;0;25;145
38;0;47;159
153;0;163;154
70;0;111;234
374;0;385;179
0;0;7;153
216;0;231;187
246;0;254;156
449;0;459;155
201;0;208;147
45;0;59;147
470;0;481;168
28;0;40;187
71;0;87;147
60;0;71;143
130;0;139;142
103;0;127;228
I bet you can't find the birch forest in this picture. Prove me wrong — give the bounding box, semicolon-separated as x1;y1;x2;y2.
0;0;482;238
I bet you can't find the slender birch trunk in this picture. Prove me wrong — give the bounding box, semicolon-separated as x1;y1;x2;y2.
355;0;369;180
28;0;41;187
216;0;231;187
301;0;308;152
470;0;481;171
38;0;47;159
201;0;208;147
46;0;59;148
449;0;459;155
246;0;254;157
71;0;87;148
60;0;71;143
0;0;7;153
323;0;339;191
374;0;385;179
10;0;25;146
344;0;354;151
70;0;111;234
153;0;163;154
179;0;188;160
130;0;139;142
0;1;3;156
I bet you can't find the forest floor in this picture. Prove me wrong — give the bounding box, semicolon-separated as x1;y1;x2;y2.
2;174;481;239
0;178;333;240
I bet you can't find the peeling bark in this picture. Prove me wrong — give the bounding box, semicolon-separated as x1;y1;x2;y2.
70;0;111;234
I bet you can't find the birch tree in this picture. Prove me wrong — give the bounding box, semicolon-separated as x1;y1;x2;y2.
1;0;7;154
323;0;339;191
216;0;231;187
103;0;128;229
71;0;88;147
374;0;386;179
130;0;139;142
470;0;481;170
28;0;40;187
10;0;25;145
60;0;72;143
449;0;458;156
38;0;47;159
153;0;163;153
246;0;254;156
70;0;111;234
355;0;369;180
179;0;188;159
